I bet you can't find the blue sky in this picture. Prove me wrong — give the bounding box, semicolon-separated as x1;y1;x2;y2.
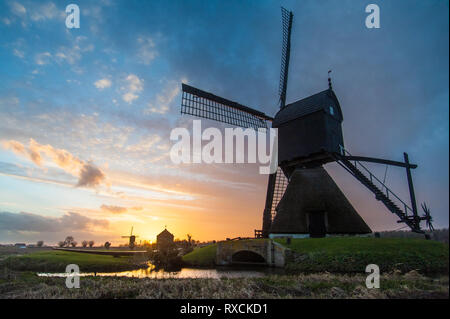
0;0;448;244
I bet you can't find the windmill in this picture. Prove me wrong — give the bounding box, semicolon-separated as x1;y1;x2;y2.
179;7;433;238
121;226;139;249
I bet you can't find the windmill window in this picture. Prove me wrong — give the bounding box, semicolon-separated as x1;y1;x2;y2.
329;106;334;116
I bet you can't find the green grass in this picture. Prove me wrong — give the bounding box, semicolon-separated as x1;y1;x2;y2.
182;238;449;274
276;237;449;274
182;244;217;267
0;250;147;272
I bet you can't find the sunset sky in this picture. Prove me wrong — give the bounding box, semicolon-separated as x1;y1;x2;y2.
0;0;448;245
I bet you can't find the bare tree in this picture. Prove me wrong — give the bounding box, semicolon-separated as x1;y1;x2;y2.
88;240;94;248
64;236;74;247
58;241;65;247
37;240;44;247
70;241;77;247
104;241;111;249
81;240;88;248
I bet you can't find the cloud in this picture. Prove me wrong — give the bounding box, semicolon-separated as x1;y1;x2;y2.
100;204;127;214
0;96;19;108
28;139;44;165
35;52;52;65
125;134;161;153
34;37;94;66
122;74;143;104
55;49;81;65
94;78;112;90
137;36;158;65
10;2;26;16
77;162;106;187
29;2;63;22
99;205;144;215
146;80;182;114
123;92;138;104
126;74;143;93
0;211;109;233
2;139;107;188
2;17;11;25
7;2;65;27
2;140;26;156
13;48;24;58
28;138;82;170
56;36;94;65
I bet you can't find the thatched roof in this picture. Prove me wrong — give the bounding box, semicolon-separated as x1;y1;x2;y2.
270;167;371;234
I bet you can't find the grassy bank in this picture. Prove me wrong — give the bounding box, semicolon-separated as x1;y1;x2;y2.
182;244;217;267
276;237;449;275
0;269;447;299
0;250;147;272
182;238;448;275
2;238;447;275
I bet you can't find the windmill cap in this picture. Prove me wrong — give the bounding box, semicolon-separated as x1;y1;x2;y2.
272;89;343;127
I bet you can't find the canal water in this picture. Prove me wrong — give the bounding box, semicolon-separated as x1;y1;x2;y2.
38;265;285;279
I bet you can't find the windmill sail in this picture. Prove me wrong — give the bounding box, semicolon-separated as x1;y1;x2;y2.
262;166;289;237
261;8;293;237
278;7;293;109
181;83;273;129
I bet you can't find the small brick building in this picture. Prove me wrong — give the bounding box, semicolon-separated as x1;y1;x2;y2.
156;228;174;251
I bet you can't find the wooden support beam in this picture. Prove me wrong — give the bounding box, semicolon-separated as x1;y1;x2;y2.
341;155;417;169
404;152;419;219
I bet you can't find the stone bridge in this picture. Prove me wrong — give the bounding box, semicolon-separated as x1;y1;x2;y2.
216;239;286;267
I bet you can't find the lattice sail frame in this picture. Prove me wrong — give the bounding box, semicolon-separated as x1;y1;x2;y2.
278;7;293;109
181;83;273;130
270;167;289;222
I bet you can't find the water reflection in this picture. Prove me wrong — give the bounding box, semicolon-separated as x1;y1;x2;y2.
38;265;285;279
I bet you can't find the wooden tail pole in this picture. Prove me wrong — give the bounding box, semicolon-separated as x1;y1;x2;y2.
404;152;418;220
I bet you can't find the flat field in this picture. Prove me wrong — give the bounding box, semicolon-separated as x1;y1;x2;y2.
0;249;147;272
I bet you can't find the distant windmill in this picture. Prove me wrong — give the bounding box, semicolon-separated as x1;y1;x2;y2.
179;7;433;238
121;226;139;249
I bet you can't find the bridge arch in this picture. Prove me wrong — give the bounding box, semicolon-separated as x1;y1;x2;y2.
231;250;266;264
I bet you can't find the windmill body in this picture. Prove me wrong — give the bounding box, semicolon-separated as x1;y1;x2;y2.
263;86;371;238
178;7;433;239
273;88;344;175
122;226;139;250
